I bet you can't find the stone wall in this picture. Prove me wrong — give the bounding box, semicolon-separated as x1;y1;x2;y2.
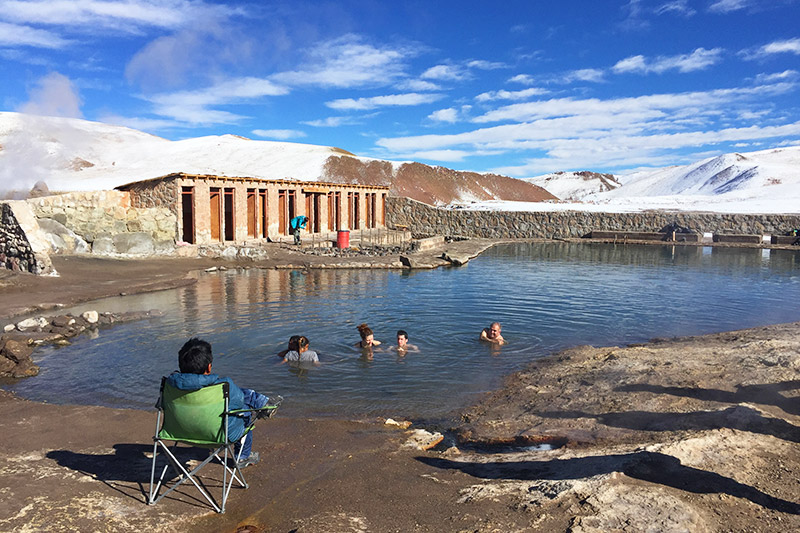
125;177;180;213
0;201;55;274
386;197;800;239
27;191;178;256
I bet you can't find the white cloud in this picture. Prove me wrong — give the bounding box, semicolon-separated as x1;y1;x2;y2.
476;88;548;102
0;21;70;48
394;149;471;162
272;34;412;89
326;92;443;111
375;83;800;174
252;129;306;140
17;71;83;118
708;0;752;13
613;47;723;74
302;115;364;127
428;108;458;123
562;68;606;83
0;0;228;31
467;59;507;70
98;113;179;131
397;79;441;91
146;76;288;124
655;1;696;16
508;74;536;85
753;70;799;83
740;38;800;61
420;64;468;81
472;85;792;124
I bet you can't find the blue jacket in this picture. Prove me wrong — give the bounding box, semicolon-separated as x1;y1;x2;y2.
165;372;247;441
290;215;308;230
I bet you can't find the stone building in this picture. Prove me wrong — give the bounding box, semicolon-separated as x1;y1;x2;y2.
117;173;390;245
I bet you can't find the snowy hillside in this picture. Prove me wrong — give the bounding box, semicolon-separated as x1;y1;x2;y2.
0;112;352;193
0;112;552;206
478;146;799;214
2;112;797;213
522;171;621;201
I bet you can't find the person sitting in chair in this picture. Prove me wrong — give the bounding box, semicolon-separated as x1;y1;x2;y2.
166;337;269;468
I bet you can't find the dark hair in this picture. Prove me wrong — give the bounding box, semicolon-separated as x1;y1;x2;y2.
298;336;309;349
397;330;408;339
288;335;301;350
178;337;213;374
357;323;373;339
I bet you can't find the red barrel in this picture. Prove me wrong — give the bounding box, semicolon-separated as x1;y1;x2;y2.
336;230;350;248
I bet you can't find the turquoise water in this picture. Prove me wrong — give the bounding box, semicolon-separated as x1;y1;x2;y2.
5;242;800;420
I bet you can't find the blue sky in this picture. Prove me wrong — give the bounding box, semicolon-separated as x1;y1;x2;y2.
1;0;799;177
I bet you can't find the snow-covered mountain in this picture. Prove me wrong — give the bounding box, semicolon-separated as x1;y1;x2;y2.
504;147;799;214
0;112;553;206
2;112;797;213
522;171;621;201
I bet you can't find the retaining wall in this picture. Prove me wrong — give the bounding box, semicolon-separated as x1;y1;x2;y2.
0;201;56;274
27;191;178;255
386;197;800;239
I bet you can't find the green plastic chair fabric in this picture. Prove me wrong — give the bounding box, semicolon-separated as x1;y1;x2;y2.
148;377;279;513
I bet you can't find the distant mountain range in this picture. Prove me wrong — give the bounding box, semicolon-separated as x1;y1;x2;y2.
2;112;798;213
0;112;553;206
518;147;800;214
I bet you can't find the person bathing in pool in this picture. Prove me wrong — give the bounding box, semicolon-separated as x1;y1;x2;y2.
355;323;381;348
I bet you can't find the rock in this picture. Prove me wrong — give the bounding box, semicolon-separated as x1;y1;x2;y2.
11;359;40;378
51;315;76;328
112;232;155;255
37;218;91;254
1;338;34;363
3;324;14;333
442;251;470;266
91;235;116;255
81;310;99;324
221;246;239;259
385;418;413;429
399;255;416;268
403;429;444;450
0;356;15;374
17;317;48;331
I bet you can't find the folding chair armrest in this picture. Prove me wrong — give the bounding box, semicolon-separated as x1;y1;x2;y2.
227;396;282;419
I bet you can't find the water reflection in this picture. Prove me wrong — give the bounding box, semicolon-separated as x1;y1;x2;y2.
4;243;800;420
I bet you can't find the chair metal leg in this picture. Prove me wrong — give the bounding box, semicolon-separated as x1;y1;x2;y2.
149;440;224;513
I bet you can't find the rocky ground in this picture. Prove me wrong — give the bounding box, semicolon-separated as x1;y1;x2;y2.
1;241;799;532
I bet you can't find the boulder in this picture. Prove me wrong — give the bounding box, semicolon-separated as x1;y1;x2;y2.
112;232;155;255
51;315;76;328
81;310;99;324
37;218;91;254
402;429;444;450
1;338;33;363
17;317;48;331
91;235;116;255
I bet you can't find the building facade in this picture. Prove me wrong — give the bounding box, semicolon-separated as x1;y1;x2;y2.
118;173;390;245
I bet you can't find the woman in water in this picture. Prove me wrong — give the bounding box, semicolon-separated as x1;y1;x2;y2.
355;323;381;348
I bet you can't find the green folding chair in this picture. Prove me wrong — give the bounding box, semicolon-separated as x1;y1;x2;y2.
148;377;281;513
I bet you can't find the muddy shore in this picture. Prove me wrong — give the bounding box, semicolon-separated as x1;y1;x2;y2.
2;241;799;532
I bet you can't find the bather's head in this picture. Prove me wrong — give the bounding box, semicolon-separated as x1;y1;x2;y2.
357;323;374;345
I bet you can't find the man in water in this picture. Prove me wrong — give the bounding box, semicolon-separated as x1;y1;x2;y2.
290;215;308;245
393;330;419;355
480;322;506;345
